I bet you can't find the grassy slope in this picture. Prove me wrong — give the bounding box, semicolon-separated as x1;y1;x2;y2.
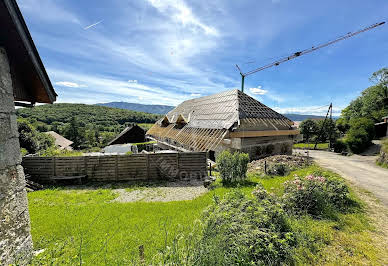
29;166;385;265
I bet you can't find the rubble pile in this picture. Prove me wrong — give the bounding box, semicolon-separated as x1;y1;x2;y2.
248;155;312;173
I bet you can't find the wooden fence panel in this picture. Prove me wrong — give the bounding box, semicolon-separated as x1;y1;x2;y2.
22;152;207;183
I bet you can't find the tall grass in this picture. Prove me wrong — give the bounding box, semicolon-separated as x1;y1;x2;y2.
28;165;385;265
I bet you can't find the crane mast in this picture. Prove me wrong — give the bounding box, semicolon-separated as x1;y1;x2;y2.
237;21;385;92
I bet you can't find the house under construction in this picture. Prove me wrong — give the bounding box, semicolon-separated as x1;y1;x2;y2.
146;89;299;161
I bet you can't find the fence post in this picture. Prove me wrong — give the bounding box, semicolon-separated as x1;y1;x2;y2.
84;156;87;176
53;157;56;177
146;154;150;179
176;152;180;178
115;156;118;181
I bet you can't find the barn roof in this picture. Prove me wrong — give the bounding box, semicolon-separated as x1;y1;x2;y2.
0;0;56;104
160;89;291;130
146;90;296;152
45;131;73;149
107;125;145;146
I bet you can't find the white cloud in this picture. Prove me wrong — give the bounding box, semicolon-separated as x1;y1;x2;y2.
190;93;201;97
147;0;219;36
249;86;268;95
273;105;343;116
55;81;87;88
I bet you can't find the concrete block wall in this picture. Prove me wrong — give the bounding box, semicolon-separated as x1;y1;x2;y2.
0;48;33;265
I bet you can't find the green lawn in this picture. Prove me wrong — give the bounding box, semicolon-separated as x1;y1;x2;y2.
138;123;154;131
29;165;385;265
293;142;329;150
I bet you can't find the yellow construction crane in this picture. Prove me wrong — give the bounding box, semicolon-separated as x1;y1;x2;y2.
236;21;385;92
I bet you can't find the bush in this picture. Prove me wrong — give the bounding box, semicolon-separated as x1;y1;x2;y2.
216;150;249;184
332;139;347;153
283;172;352;216
344;118;375;154
267;163;290;176
194;189;296;265
265;144;275;155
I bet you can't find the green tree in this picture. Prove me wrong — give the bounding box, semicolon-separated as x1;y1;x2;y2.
63;117;85;149
336;117;350;135
345;118;375;153
341;67;388;122
316;119;337;143
299;119;318;142
17;119;55;154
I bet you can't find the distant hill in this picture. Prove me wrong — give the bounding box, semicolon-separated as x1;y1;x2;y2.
97;102;174;115
96;102;334;121
283;114;326;121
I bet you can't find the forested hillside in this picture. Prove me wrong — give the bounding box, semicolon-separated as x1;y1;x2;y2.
16;103;161;151
97;102;174;115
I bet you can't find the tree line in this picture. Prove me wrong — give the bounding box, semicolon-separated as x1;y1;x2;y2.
17;103;161;154
300;67;387;154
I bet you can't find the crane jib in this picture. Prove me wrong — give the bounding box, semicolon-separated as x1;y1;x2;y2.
237;21;385;90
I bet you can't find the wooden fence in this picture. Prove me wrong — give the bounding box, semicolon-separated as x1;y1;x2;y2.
22;152;207;183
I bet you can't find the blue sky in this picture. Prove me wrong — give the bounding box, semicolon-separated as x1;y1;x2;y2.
18;0;388;116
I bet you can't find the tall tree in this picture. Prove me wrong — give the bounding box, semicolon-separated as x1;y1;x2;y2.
299;119;318;143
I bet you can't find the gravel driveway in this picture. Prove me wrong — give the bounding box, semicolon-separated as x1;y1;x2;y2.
294;149;388;207
112;180;208;203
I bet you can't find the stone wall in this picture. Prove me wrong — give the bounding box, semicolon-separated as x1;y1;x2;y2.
0;48;33;264
377;150;388;166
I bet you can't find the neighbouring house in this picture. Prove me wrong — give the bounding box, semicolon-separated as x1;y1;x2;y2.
45;131;73;150
0;0;57;264
147;89;299;161
375;116;388;138
107;124;146;145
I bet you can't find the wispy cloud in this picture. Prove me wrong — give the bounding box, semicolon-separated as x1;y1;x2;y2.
55;81;87;88
84;20;103;30
147;0;219;36
273;105;343;116
18;0;80;24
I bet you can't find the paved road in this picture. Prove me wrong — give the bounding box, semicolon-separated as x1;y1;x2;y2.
294;149;388;207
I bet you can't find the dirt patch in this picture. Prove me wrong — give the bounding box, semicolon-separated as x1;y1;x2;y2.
248;154;312;173
112;180;208;203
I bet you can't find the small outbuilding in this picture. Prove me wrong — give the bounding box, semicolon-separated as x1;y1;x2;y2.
107;124;146;145
45;131;73;150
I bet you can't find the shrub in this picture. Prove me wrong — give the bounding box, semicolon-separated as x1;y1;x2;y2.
267;163;290;176
344;118;375;154
216;150;249;184
332;139;347;153
265;144;275;155
283;173;352;216
281;143;290;154
194;189;296;265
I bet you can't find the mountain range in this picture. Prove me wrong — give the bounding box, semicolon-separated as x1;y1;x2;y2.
97;102;332;121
